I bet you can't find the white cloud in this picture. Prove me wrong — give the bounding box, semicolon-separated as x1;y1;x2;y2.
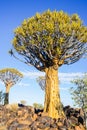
22;71;84;83
0;71;85;87
0;81;4;85
17;82;30;87
59;72;84;77
60;87;68;91
22;71;45;78
59;72;84;83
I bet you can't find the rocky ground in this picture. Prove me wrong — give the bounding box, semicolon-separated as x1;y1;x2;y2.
0;104;86;130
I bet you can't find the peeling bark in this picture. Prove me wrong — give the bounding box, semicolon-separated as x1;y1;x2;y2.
44;66;64;118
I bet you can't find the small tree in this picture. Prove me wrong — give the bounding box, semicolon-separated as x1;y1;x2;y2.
70;74;87;112
10;10;87;118
33;102;44;109
0;68;23;105
20;100;27;105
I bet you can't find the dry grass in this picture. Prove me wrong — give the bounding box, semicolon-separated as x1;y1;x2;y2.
6;103;18;112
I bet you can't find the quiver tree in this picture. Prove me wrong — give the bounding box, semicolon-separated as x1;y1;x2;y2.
0;68;23;105
70;74;87;112
37;76;46;91
10;10;87;118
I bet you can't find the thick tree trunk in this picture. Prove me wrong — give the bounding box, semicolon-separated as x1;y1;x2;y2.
4;93;9;105
44;66;64;118
4;83;11;105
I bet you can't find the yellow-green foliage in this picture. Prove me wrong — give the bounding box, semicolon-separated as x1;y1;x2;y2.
33;103;44;109
0;68;23;78
12;10;87;55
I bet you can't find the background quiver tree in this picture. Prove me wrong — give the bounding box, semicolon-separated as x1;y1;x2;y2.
10;10;87;118
70;74;87;112
0;68;23;105
33;102;44;109
37;76;46;91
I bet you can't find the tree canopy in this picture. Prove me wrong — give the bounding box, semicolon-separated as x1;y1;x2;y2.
0;68;23;86
10;10;87;71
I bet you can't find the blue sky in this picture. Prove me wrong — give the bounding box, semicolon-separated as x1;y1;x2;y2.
0;0;87;107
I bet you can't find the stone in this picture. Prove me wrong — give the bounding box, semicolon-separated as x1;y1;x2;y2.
41;112;48;117
30;121;39;129
16;124;29;130
8;125;17;130
78;116;84;125
18;119;32;125
75;126;80;130
17;110;23;116
79;109;84;117
49;128;58;130
32;113;37;121
70;116;78;125
57;122;63;128
58;126;67;130
38;123;47;129
50;123;58;128
0;105;86;129
75;125;83;130
79;124;85;130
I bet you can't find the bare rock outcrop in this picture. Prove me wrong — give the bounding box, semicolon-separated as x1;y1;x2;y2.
0;105;86;130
